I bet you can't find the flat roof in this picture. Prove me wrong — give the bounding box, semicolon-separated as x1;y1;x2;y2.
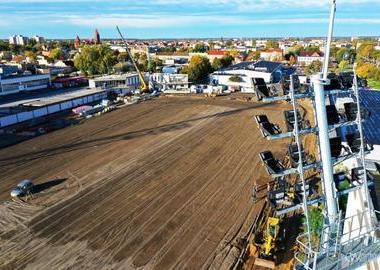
90;73;139;82
0;87;105;108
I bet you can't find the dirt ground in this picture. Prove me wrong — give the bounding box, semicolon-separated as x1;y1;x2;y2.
0;94;290;270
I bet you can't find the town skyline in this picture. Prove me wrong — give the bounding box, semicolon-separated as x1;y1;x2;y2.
1;0;380;39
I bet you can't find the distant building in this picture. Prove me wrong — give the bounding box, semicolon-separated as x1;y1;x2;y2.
94;29;101;44
375;38;380;51
88;73;140;89
33;35;45;43
260;49;283;61
256;40;268;49
0;74;51;96
297;51;324;66
74;35;81;49
9;35;29;46
207;50;227;61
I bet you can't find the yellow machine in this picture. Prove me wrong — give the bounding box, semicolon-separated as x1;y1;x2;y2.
116;26;149;93
252;215;281;269
262;217;280;257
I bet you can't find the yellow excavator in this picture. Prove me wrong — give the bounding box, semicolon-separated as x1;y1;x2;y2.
252;215;281;269
262;217;280;258
116;26;149;93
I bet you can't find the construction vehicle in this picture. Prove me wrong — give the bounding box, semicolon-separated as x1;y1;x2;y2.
252;215;282;269
116;26;149;93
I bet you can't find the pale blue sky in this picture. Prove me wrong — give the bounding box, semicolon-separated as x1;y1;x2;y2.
0;0;379;39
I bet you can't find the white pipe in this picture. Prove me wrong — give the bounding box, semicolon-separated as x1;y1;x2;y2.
312;73;338;221
323;0;337;80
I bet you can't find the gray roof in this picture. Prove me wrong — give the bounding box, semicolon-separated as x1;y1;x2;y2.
223;60;284;73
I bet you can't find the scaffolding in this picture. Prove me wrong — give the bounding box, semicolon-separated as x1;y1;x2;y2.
251;1;380;269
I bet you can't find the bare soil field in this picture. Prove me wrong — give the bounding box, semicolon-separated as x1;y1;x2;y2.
0;95;290;270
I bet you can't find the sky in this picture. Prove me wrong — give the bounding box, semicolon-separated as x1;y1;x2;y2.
0;0;380;39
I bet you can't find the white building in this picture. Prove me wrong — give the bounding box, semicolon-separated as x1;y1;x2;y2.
89;73;140;90
150;73;188;92
33;35;45;43
9;35;29;46
375;38;380;51
210;61;295;93
297;51;324;66
260;49;283;61
256;40;268;49
0;74;51;96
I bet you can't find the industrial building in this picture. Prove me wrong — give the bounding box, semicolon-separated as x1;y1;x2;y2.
0;88;107;128
0;74;51;96
88;73;140;90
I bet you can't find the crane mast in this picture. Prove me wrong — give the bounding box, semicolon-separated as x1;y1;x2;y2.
116;26;149;92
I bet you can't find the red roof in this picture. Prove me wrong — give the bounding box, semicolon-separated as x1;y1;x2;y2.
261;49;283;53
299;51;324;57
208;50;227;56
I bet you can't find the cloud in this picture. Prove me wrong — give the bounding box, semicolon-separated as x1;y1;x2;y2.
62;13;380;28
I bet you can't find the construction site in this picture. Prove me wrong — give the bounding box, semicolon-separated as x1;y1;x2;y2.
2;1;380;270
0;94;297;270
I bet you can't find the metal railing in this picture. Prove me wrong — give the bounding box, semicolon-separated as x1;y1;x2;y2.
295;210;380;270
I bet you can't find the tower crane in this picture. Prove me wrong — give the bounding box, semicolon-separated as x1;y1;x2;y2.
116;26;149;93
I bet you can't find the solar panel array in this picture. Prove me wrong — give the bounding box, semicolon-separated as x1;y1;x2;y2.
360;90;380;145
330;90;380;145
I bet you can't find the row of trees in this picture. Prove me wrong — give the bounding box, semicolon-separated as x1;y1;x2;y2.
73;45;167;76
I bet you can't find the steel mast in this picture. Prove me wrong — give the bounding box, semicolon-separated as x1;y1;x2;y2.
313;0;339;224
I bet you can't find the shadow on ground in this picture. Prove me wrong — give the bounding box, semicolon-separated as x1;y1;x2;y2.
0;103;272;166
31;178;67;195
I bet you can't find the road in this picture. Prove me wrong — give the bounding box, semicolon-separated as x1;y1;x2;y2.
0;95;290;270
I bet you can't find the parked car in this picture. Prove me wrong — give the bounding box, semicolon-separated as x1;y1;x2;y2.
10;179;34;198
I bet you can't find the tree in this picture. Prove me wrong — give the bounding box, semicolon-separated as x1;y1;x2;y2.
305;60;323;75
290;45;304;56
0;40;10;51
304;46;320;53
357;42;375;61
212;58;223;71
74;45;117;75
212;55;234;71
49;48;63;61
308;207;324;236
338;60;349;71
225;40;233;48
136;53;148;72
356;62;377;79
289;55;297;65
117;52;129;62
266;40;279;49
246;51;260;61
193;43;208;53
186;55;213;84
114;62;131;73
25;51;37;62
148;58;163;73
